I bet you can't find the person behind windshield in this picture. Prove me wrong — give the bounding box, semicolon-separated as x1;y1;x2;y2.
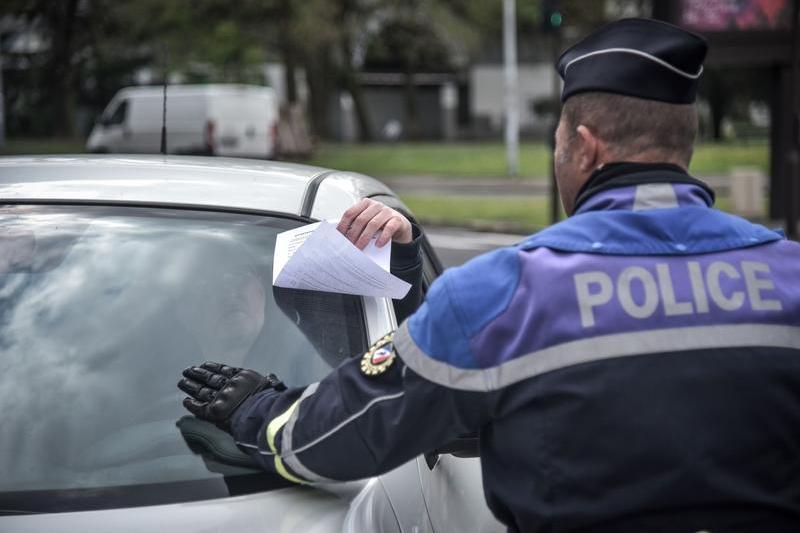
175;199;422;366
272;199;424;368
178;18;800;532
170;235;266;364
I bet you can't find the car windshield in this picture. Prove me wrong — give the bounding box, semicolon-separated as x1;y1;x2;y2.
0;205;367;514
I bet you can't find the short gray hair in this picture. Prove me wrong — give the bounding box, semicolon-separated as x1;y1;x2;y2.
560;93;698;166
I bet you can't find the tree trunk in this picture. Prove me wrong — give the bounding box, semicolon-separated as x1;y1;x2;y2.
278;0;297;104
283;45;298;104
706;69;728;141
47;0;79;137
340;37;372;142
404;55;420;140
304;48;333;139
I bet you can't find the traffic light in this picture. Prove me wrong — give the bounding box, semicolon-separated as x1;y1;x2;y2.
541;0;563;32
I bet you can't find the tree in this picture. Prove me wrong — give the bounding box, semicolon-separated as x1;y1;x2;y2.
359;0;484;140
3;0;90;136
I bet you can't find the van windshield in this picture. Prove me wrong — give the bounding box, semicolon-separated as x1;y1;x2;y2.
0;205;367;513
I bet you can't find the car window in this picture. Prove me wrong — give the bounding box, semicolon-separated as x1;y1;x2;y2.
105;99;128;126
0;205;367;513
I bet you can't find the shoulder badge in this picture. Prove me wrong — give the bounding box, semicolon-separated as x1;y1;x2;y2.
360;332;396;377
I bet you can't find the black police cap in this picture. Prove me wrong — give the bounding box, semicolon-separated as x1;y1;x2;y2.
556;18;708;104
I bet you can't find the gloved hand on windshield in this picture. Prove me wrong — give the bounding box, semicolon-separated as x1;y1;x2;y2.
178;362;286;430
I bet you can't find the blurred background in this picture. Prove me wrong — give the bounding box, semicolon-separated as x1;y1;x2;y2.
0;0;796;242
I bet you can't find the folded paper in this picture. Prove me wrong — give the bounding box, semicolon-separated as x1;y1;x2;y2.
273;221;411;299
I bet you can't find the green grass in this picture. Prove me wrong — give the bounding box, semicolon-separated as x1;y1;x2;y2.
311;142;552;179
401;194;760;233
689;141;769;176
310;141;769;179
402;195;554;233
2;137;769;179
0;137;87;155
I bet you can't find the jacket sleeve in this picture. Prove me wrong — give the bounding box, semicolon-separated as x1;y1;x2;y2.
389;222;424;324
229;246;520;483
229;345;490;483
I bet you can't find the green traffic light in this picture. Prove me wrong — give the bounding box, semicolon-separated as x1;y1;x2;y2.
550;11;563;27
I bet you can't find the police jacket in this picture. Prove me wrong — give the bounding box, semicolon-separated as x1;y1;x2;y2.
230;163;800;532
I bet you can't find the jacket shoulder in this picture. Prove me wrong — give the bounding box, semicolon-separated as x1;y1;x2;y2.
405;245;523;369
520;207;782;255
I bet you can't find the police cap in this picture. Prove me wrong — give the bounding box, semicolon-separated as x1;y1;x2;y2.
556;18;707;104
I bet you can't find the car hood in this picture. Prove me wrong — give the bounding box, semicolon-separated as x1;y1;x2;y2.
2;480;399;533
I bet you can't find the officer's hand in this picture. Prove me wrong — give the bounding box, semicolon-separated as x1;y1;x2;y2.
178;362;286;430
337;198;412;249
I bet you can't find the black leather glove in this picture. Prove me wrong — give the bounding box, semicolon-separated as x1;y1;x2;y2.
178;362;286;430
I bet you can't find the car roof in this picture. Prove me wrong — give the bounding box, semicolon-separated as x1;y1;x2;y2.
0;155;395;221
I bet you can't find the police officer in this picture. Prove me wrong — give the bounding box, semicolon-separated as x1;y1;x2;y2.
178;19;800;532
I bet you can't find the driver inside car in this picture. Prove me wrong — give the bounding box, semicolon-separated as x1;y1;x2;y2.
178;198;423;414
175;199;423;463
176;198;423;366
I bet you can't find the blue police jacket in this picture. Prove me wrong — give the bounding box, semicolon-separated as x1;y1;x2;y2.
230;163;800;532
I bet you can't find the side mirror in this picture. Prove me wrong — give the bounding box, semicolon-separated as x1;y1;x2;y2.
425;433;480;469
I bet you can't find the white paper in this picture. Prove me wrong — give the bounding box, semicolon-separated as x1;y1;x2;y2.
273;221;411;299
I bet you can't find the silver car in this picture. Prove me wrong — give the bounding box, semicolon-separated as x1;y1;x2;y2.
0;156;503;532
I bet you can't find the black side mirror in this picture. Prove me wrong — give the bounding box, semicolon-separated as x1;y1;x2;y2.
435;434;480;457
425;433;480;469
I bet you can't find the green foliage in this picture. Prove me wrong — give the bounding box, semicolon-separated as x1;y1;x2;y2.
2;0;280;135
94;0;272;82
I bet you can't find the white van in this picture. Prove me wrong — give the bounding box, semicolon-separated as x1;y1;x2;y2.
87;84;279;159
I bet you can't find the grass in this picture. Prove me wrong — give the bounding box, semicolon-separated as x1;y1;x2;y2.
402;195;555;233
689;142;769;176
0;137;87;155
310;140;769;179
310;142;553;179
1;137;769;180
401;194;759;234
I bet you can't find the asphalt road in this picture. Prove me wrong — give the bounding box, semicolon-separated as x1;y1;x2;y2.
425;227;526;268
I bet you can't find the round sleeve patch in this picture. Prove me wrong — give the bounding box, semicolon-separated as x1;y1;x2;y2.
360;332;397;377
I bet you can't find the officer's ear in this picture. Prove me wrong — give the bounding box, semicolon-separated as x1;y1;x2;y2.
575;124;600;173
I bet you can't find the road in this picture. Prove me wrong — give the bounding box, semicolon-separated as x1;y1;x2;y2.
425;227;525;268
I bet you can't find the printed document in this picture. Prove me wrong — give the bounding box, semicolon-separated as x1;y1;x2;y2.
273;221;412;299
